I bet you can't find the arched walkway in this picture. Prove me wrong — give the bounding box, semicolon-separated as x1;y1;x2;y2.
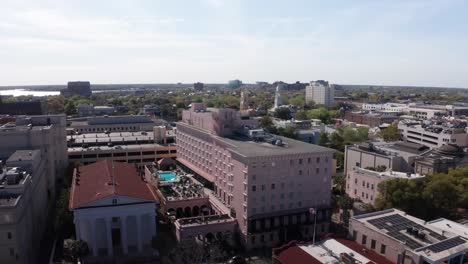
176;208;184;218
184;207;192;217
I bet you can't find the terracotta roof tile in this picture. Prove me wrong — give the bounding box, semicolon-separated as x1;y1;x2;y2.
69;160;157;209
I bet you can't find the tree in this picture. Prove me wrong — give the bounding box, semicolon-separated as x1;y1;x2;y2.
330;131;344;151
306;107;332;124
47;95;66;114
70;240;89;261
378;123;400;141
289;95;305;108
295;111;308;120
259;116;273;130
275;107;292;120
317;132;330;146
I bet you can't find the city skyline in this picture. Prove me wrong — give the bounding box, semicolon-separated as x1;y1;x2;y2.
1;0;468;87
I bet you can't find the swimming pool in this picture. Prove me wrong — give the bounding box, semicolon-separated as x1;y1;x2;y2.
159;171;177;181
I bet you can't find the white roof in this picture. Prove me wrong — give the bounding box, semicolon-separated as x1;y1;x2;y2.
428;219;468;239
299;239;371;264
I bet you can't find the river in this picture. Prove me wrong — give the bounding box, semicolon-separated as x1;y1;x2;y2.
0;89;60;97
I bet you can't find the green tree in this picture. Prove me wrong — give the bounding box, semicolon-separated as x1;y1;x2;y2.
295;111;308;120
275;107;292;120
289;94;305;108
317;132;330;146
306;107;332;124
259;116;274;130
378;123;400;141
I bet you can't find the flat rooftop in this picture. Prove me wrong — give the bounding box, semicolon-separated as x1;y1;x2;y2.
68;143;176;152
6;150;40;163
217;134;334;158
353;209;468;261
351;167;425;179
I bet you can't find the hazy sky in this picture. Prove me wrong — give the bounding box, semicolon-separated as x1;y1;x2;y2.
1;0;467;87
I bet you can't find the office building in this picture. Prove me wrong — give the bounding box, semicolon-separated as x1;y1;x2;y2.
305;80;335;108
69;160;158;257
350;209;468;264
176;103;335;248
193;82;204;91
0;97;42;115
61;81;92;98
346;167;424;205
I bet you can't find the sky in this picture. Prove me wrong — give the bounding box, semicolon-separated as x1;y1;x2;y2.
1;0;468;87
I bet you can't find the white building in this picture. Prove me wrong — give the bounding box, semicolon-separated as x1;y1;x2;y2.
305;80;335;108
69;160;158;257
398;120;468;148
362;103;408;113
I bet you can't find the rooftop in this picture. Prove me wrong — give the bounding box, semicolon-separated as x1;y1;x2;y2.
351;167;425;179
273;238;394;264
353;209;468;261
69;160;158;209
6;150;40;163
68;143;176;153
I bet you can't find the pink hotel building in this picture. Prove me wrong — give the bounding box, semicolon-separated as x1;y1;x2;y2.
176;103;335;248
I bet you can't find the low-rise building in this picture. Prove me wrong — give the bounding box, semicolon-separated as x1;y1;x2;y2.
350;209;468;264
399;119;468;148
362;103;408;113
346;167;424;205
344;111;399;128
69;115;158;134
414;144;468;175
77;104;115;117
272;238;394;264
344;141;430;175
69;160;158;257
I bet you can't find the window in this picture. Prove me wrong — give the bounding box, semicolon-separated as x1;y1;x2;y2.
299;159;303;165
325;157;329;163
356;162;360;167
271;183;275;190
251;236;256;245
10;248;14;257
261;185;265;191
362;235;367;245
352;231;357;240
308;158;311;164
371;239;376;249
316;157;320;163
366;182;369;188
252;186;256;192
7;232;12;239
371;184;374;190
299;170;302;176
316;168;320;174
355;178;358;184
112;199;117;204
380;244;386;254
362;192;364;198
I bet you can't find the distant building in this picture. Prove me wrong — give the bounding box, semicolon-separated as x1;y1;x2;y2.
0;97;43;115
305;80;335;108
61;81;92;97
193;82;204;91
362;103;408;113
344;111;399;127
273;237;394;264
350;209;468;264
76;103;115;117
139;105;161;117
273;84;285;109
346;167;424;205
69;160;158;257
69;115;158;134
228;79;242;89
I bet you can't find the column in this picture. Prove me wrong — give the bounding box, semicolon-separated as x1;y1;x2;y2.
91;219;98;256
106;218;113;256
121;216;128;255
136;215;143;252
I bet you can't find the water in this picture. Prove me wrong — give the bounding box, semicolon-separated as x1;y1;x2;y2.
158;171;177;181
0;89;60;97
